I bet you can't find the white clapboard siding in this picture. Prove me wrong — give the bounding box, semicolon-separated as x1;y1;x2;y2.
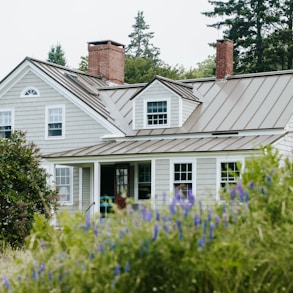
2;71;110;155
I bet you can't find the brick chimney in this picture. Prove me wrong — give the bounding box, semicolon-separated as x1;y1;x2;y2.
216;39;233;79
88;40;125;84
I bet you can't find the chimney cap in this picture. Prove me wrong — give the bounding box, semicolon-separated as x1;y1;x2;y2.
88;40;125;48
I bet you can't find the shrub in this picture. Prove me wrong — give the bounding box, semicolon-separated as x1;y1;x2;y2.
1;146;293;292
0;131;58;249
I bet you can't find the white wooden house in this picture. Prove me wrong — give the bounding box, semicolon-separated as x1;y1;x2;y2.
0;39;292;214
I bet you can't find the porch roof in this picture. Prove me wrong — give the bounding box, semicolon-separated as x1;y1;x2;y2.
44;134;283;158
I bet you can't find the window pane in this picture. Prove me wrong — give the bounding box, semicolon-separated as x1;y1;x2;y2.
56;167;71;202
174;163;192;199
147;101;167;126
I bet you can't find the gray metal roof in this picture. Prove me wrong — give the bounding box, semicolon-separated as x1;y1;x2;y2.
44;134;283;158
27;58;117;123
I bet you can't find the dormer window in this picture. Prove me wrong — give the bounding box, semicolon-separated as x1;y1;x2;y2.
147;101;167;126
21;87;40;97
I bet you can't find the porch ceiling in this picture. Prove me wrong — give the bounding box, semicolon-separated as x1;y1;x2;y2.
44;134;283;158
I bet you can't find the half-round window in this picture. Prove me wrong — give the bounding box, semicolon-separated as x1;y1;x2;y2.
21;87;40;97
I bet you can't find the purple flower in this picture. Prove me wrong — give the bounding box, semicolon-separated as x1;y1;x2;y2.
194;214;201;226
230;188;236;200
177;220;183;240
152;223;159;241
114;265;120;275
38;263;46;274
156;210;160;221
89;253;94;262
237;184;244;201
207;209;213;222
170;198;176;215
94;228;98;237
188;191;195;206
3;276;10;289
249;182;254;189
209;223;215;241
125;262;130;273
198;236;206;248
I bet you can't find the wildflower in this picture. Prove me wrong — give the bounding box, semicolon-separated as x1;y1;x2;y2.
152;223;159;241
230;188;236;200
188;191;195;206
198;236;206;248
180;200;190;217
237;184;244;201
3;276;10;290
170;198;176;215
125;262;130;273
115;264;121;277
215;214;220;226
194;214;201;226
207;209;213;222
203;220;207;235
38;263;46;275
89;253;94;262
177;220;183;240
94;227;98;236
156;210;160;221
209;223;215;241
199;201;203;215
249;182;254;189
119;229;124;239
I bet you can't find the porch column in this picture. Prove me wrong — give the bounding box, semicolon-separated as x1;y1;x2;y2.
78;168;83;211
93;162;101;214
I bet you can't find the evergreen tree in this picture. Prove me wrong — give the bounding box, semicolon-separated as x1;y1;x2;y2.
203;0;292;73
47;43;66;66
126;11;161;65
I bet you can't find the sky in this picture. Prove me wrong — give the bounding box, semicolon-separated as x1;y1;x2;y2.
0;0;220;81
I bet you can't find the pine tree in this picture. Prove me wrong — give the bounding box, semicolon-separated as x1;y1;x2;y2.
203;0;292;73
126;11;161;65
47;43;66;66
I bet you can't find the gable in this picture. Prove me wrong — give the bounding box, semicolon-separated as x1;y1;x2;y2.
0;69;122;154
132;79;199;130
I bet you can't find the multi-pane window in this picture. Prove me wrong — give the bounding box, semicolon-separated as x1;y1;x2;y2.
116;167;128;195
48;107;63;137
56;167;71;202
138;163;151;200
174;163;192;198
147;101;167;126
220;162;240;189
0;111;12;139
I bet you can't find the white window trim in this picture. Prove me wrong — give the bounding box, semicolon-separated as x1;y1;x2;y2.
55;165;73;205
144;97;170;129
20;87;40;97
169;158;196;198
0;108;14;136
216;157;245;201
45;105;65;140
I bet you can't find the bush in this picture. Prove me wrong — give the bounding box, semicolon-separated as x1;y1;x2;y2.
0;131;58;249
1;146;293;292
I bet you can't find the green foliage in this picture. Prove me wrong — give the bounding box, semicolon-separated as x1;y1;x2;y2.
126;11;161;65
0;131;58;248
1;146;293;292
203;0;293;73
47;43;66;66
78;56;88;72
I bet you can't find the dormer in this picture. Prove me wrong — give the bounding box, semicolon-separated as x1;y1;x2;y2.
131;76;201;130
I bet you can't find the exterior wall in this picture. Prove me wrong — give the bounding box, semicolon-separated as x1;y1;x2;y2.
154;159;170;205
1;71;109;155
133;81;180;129
82;167;92;212
196;158;217;205
182;99;197;125
275;115;293;161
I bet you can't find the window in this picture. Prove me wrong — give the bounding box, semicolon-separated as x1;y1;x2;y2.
47;106;64;138
174;163;192;198
21;87;40;97
138;163;151;200
220;161;240;189
56;166;72;203
0;110;12;138
147;101;167;126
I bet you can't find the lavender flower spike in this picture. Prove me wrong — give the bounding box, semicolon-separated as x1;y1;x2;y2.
152;223;159;241
3;276;10;290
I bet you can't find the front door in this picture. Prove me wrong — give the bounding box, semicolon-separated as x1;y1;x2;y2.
114;164;129;209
